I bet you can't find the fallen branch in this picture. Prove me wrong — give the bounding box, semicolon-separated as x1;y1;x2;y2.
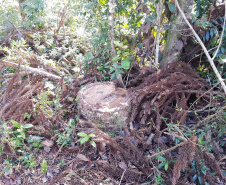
175;0;226;93
193;104;226;129
148;141;188;159
0;60;61;81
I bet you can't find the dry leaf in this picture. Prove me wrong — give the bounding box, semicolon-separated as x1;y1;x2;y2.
119;162;128;170
76;154;89;161
41;139;54;147
174;40;183;51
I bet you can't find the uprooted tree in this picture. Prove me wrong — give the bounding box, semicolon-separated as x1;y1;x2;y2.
0;0;225;184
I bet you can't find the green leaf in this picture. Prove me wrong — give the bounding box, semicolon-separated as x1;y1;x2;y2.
157;163;165;169
111;73;116;80
109;68;115;74
122;52;130;56
211;19;218;25
85;53;94;59
115;69;119;77
88;133;95;137
167;2;176;13
90;140;96;148
22;124;33;129
25;163;30;168
206;31;209;41
77;132;88;137
164;161;169;171
138;43;143;48
210;29;214;38
158;51;163;61
192;174;198;182
121;60;131;69
11;120;21;129
198;176;202;184
68;97;74;102
156;155;166;162
78;137;89;144
112;56;120;62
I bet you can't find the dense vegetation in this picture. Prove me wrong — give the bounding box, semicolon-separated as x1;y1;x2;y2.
0;0;225;184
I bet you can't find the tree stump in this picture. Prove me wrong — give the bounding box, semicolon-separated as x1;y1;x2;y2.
77;82;131;131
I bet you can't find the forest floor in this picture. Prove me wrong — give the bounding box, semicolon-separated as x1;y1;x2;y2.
0;53;225;185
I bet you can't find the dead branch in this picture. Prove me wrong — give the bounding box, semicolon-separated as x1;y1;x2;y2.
175;0;226;93
193;104;226;129
148;141;188;159
0;60;61;81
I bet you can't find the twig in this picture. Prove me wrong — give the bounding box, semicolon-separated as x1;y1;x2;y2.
52;143;64;165
163;132;187;141
175;0;226;93
119;170;126;185
48;169;70;185
179;79;225;124
148;141;188;159
193;104;226;129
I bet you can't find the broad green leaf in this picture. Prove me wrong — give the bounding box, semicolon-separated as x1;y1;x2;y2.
206;31;209;41
167;2;176;13
156;155;166;162
115;69;119;77
121;60;131;69
164;161;169;171
123;52;130;56
211;19;218;25
85;53;94;59
138;43;143;48
157;163;165;169
198;176;202;184
112;56;120;62
89;133;95;137
109;68;115;74
77;132;88;137
192;174;198;182
90;141;96;148
78;137;89;144
11;120;21;129
68;97;74;102
210;29;214;38
23;124;33;129
111;73;116;80
25;163;30;168
158;51;163;61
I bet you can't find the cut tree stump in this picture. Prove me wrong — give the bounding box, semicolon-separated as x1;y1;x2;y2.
77;82;131;131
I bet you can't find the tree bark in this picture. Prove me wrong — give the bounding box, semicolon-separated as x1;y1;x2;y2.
160;0;194;68
108;0;117;59
17;0;27;21
108;0;124;87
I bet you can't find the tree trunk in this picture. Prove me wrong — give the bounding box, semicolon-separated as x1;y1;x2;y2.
108;0;117;59
17;0;27;21
159;0;194;68
108;0;124;87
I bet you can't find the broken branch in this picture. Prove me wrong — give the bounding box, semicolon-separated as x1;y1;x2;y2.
0;60;61;81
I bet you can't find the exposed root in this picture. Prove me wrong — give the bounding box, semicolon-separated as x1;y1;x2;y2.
129;62;210;138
